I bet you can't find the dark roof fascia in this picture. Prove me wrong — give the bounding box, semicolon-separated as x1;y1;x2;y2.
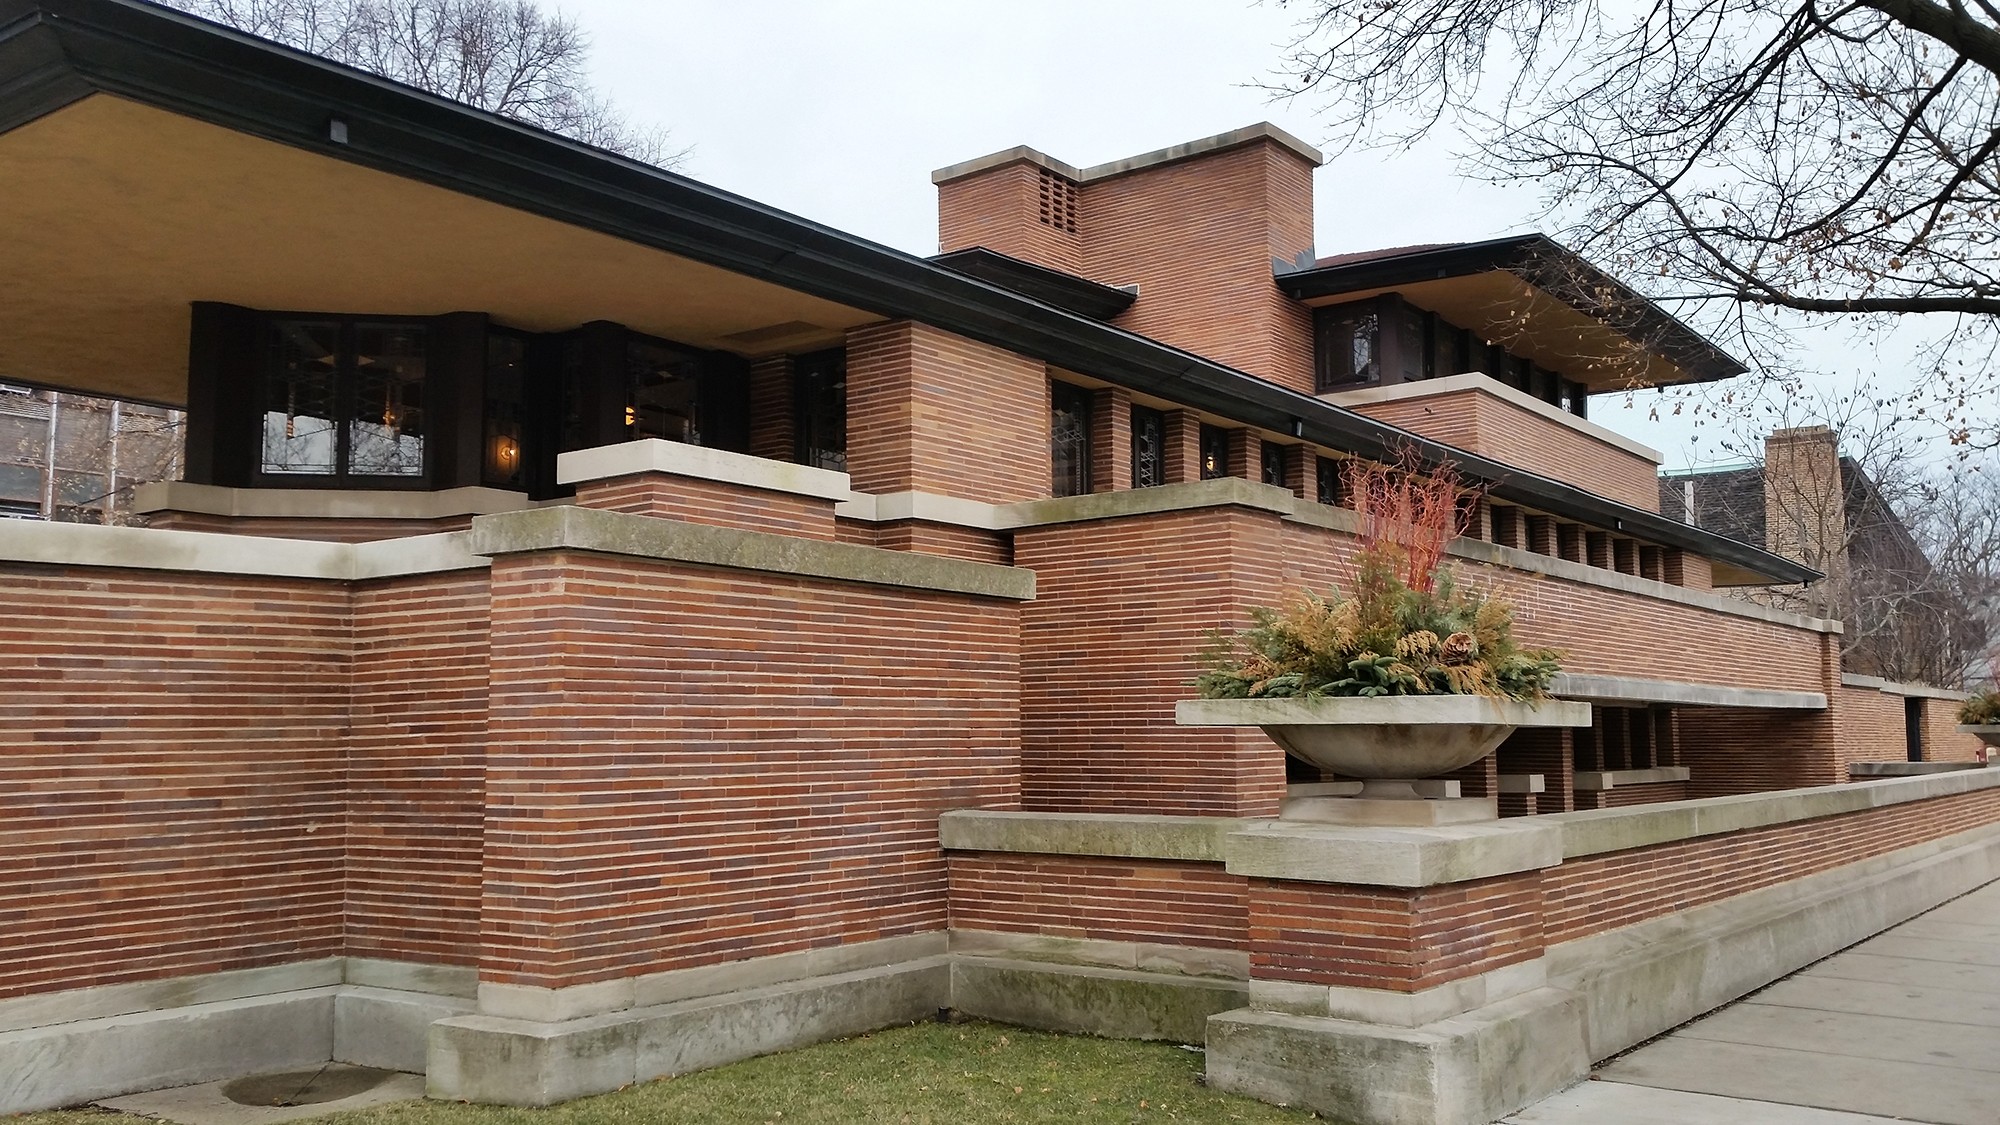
1277;235;1749;384
930;247;1137;319
0;0;1815;585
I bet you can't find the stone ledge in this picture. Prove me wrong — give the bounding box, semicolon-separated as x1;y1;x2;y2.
1327;373;1663;463
1551;768;2000;858
1574;766;1692;791
948;929;1246;981
950;957;1245;1045
1223;819;1564;888
0;522;487;579
467;506;1035;600
939;810;1247;862
1851;760;1994;777
476;932;947;1021
1001;477;1295;528
1553;672;1825;710
1842;673;1970;701
428;959;949;1107
556;439;852;501
132;481;537;519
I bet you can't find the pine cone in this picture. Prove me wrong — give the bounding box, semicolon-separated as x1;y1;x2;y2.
1440;632;1479;664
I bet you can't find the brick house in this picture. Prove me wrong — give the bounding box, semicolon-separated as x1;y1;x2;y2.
5;4;1998;1123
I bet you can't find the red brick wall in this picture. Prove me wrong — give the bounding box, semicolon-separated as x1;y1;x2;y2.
0;564;350;1000
937;161;1084;274
1249;873;1545;992
1679;709;1842;796
572;473;837;539
747;355;794;463
1014;506;1290;817
144;513;474;542
346;572;488;968
480;549;1021;990
1924;697;1985;762
1346;389;1661;512
871;520;1011;565
1836;685;1907;770
1085;142;1316;392
1576;781;1690;809
947;853;1247;951
1545;787;2000;943
845;321;1051;505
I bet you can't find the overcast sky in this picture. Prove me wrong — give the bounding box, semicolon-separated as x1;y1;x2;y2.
566;0;1859;470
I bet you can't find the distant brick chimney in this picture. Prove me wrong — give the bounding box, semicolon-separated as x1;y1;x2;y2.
1763;425;1848;590
934;124;1324;393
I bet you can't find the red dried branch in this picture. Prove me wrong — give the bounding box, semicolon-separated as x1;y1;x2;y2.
1342;446;1475;594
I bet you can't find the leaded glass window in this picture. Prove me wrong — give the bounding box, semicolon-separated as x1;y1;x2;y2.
1130;405;1165;488
260;318;427;480
793;349;847;472
1316;457;1342;506
626;338;701;444
348;323;427;477
1051;382;1093;498
262;320;341;476
1261;442;1285;487
483;331;527;487
1199;425;1229;480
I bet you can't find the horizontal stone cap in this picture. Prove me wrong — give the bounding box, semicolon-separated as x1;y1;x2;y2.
1178;696;1591;728
1552;672;1825;710
0;520;485;580
1223;819;1563;887
1002;476;1296;529
1843;673;1971;701
939;810;1248;862
466;505;1035;600
556;439;852;502
1573;766;1690;791
932;122;1324;186
132;480;536;520
1550;766;2000;858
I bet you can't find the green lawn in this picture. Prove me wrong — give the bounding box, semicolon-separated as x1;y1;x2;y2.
10;1021;1326;1124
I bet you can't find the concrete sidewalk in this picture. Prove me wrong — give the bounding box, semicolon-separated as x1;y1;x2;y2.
1508;879;2000;1125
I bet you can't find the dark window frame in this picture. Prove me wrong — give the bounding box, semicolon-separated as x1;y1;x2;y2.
253;311;435;490
792;348;848;473
1050;381;1094;498
1199;424;1229;480
1130;404;1166;489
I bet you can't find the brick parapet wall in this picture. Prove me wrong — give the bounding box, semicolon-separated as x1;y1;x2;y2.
1249;872;1546;993
937;160;1085;275
1345;388;1661;512
845;321;1051;504
0;563;352;1001
946;853;1248;951
572;472;837;539
1544;786;2000;943
346;571;489;968
480;548;1022;990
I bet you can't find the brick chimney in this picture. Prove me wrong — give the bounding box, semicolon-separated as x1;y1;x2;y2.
934;124;1325;393
1763;425;1848;590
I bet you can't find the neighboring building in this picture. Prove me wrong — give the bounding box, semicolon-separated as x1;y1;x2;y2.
4;4;1996;1124
0;385;183;522
1661;425;1973;685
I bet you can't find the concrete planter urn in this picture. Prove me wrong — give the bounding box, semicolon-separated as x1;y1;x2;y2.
1176;695;1592;805
1956;725;2000;751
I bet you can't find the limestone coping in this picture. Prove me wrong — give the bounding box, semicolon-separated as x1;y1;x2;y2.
1841;673;1971;701
1850;761;1994;777
930;122;1324;186
132;480;538;519
938;810;1249;862
1222;819;1566;888
1550;767;2000;858
1573;766;1691;791
1498;774;1547;795
1552;673;1826;710
556;439;853;502
1326;373;1664;464
0;520;486;579
466;505;1035;600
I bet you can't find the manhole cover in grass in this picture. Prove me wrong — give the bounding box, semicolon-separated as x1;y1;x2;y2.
222;1065;397;1107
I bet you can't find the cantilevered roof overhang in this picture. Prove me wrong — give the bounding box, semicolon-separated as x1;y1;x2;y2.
0;0;1814;586
1279;237;1747;391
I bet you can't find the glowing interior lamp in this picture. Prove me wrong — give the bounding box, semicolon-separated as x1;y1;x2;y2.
624;405;637;428
487;432;521;479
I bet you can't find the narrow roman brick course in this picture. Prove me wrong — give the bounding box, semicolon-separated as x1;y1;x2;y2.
573;473;837;539
947;853;1248;951
480;549;1021;990
0;564;350;1000
1248;873;1546;992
